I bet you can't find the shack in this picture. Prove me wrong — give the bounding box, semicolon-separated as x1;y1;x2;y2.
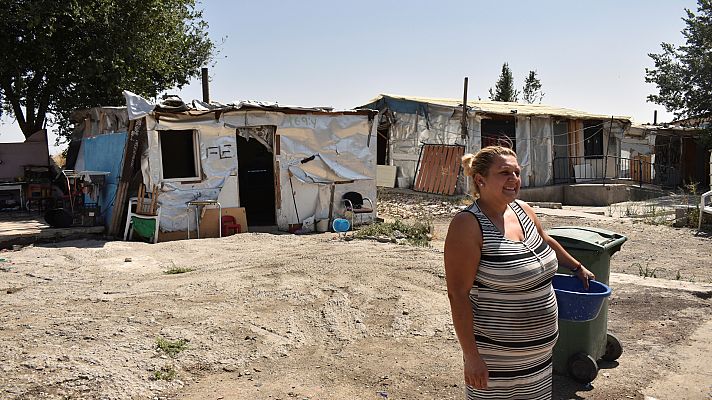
78;92;377;240
359;94;632;192
625;121;711;189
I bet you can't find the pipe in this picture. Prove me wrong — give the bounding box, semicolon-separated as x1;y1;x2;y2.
201;67;210;103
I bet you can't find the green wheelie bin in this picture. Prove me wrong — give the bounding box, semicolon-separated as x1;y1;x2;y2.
546;226;627;384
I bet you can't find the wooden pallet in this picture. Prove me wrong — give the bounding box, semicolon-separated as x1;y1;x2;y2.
413;144;464;195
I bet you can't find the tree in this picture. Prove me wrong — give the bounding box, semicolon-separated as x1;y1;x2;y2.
522;70;544;104
0;0;214;141
489;62;519;102
646;0;712;121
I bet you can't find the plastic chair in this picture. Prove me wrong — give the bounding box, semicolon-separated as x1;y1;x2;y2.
221;215;242;236
342;191;374;229
124;197;161;243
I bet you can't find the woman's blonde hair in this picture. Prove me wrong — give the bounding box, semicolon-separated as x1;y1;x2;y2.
462;145;518;198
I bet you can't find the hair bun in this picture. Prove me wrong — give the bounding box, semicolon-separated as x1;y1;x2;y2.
461;153;475;177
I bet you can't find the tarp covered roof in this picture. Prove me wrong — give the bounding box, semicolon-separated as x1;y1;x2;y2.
123;91;374;121
362;93;632;121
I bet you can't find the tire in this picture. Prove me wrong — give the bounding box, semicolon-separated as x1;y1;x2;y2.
568;352;598;383
601;332;623;362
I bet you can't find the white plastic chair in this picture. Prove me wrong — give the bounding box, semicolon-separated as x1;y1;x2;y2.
124;197;162;243
698;190;712;231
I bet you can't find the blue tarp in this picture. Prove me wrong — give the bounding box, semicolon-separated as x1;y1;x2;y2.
81;132;128;227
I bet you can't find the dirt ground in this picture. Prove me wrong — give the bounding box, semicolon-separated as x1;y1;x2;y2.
1;193;712;400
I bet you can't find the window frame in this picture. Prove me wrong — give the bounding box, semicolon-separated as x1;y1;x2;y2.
158;129;202;182
583;120;604;159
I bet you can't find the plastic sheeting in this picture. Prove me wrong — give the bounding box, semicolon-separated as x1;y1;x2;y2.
141;110;375;232
386;104;476;186
522;116;554;187
80;132;128;225
123;91;155;120
288;153;371;184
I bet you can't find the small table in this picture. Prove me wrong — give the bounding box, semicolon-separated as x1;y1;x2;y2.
186;200;222;239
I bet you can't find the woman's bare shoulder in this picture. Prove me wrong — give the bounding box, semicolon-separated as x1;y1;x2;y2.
447;211;480;238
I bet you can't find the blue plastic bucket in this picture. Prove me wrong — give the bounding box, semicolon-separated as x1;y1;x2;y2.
553;274;612;322
332;218;350;233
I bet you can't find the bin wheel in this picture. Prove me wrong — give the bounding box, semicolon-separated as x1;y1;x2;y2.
602;332;623;362
568;352;598;383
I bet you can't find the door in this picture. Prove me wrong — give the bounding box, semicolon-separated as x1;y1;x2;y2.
236;127;276;226
553;120;570;183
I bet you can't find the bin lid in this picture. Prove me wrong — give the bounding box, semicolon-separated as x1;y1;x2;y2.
546;226;627;253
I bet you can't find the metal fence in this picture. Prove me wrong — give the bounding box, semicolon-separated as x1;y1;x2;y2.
552;155;678;187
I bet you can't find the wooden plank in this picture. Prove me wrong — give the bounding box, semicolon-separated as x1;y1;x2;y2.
414;146;430;191
427;145;442;194
438;146;457;194
430;146;447;193
417;146;433;191
432;145;447;194
274;160;281;210
431;145;446;194
443;146;457;194
446;147;464;195
110;181;128;236
418;145;432;192
422;146;438;193
108;118;143;237
439;146;455;194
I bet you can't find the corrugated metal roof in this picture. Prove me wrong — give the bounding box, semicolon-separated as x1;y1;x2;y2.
365;94;631;121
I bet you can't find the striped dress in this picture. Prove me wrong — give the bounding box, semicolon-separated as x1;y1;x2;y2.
463;200;559;400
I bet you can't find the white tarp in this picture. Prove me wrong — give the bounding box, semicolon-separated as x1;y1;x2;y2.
530;117;554;186
516;116;532;187
288;153;371;184
123;91;156;120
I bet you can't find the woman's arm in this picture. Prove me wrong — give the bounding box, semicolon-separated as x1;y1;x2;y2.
444;212;488;389
517;201;596;288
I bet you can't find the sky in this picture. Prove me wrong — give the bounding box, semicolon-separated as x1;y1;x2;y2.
0;0;700;153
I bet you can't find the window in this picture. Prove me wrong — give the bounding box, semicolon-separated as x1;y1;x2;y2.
481;117;516;149
583;120;603;159
159;130;201;181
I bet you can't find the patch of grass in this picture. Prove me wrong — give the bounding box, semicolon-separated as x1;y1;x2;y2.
634;262;657;278
164;266;194;275
686;205;700;228
156;337;188;357
354;219;433;247
151;365;177;381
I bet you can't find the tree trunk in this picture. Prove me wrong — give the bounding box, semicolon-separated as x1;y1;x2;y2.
2;80;47;139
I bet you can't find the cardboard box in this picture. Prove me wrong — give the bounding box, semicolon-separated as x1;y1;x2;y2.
376;165;397;188
198;206;248;238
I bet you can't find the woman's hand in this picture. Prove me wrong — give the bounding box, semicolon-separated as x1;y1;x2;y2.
463;353;489;390
575;265;595;289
